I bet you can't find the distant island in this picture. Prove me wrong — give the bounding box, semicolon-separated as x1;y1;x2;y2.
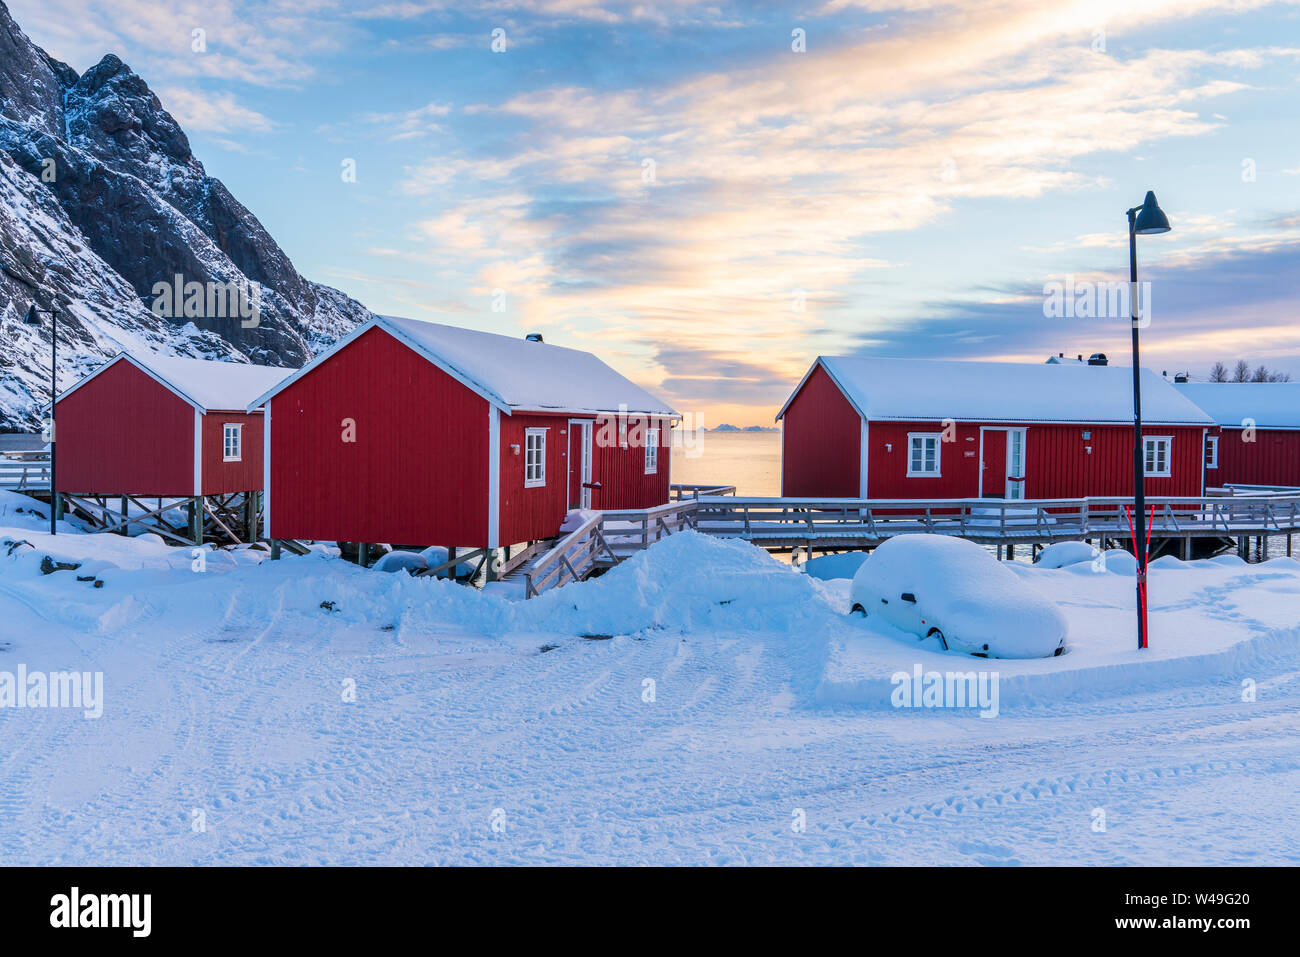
703;424;780;433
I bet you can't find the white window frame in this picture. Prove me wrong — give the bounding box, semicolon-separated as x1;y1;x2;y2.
1144;435;1173;478
524;428;547;488
222;423;243;463
906;432;942;477
1204;434;1219;469
645;427;659;474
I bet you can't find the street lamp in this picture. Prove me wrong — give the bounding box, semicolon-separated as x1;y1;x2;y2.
23;304;59;536
1126;190;1171;650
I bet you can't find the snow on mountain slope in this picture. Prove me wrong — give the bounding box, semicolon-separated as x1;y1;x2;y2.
0;0;371;430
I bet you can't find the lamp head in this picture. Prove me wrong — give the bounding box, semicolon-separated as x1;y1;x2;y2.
1133;190;1171;235
23;305;41;326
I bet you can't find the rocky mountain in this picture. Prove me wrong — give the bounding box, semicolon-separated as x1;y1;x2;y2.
0;0;371;431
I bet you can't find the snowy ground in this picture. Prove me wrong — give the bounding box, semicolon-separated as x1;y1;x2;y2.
1;490;1298;865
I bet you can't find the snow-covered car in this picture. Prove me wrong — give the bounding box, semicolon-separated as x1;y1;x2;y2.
849;534;1068;658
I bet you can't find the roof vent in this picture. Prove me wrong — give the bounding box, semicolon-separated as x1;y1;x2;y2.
1087;353;1108;366
525;333;544;343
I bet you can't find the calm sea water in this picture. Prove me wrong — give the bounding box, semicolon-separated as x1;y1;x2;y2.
670;431;781;496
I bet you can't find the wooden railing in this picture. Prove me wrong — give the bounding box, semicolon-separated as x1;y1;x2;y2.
669;483;737;500
0;452;51;492
522;491;1300;598
689;494;1300;543
524;500;701;597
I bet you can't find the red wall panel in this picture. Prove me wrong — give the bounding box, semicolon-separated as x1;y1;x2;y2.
1211;429;1300;488
498;412;570;545
55;359;195;496
268;327;490;546
781;364;861;497
590;414;672;511
864;421;1206;499
201;412;263;495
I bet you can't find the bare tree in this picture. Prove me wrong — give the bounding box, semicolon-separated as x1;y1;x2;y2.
1209;360;1292;382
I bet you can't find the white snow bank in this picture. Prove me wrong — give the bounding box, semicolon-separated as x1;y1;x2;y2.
1036;541;1100;568
802;551;870;581
821;554;1300;707
524;531;835;636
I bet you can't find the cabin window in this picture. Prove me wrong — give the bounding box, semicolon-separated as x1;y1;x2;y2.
1144;436;1172;477
645;428;659;474
222;424;242;462
1204;435;1219;469
524;429;547;487
907;433;942;477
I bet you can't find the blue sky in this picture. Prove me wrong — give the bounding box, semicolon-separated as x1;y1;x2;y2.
12;0;1300;425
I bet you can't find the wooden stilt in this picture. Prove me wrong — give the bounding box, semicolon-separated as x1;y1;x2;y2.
271;540;281;561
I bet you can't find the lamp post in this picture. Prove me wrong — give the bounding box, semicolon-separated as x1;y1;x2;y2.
23;304;59;536
1126;191;1171;650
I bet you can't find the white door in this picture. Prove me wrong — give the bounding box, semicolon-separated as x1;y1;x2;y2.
567;419;593;509
1005;428;1027;500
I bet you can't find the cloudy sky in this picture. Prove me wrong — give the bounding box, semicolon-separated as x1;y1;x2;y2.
12;0;1300;425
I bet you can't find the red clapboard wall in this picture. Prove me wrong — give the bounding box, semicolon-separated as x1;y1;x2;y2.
267;327;491;546
56;359;196;497
498;411;570;546
590;416;673;510
1210;429;1300;488
864;421;1206;499
781;363;861;497
201;412;264;496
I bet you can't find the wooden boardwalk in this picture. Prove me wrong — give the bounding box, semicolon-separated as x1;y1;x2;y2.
0;451;50;493
523;490;1300;597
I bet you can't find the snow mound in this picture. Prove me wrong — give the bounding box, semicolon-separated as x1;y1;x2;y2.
803;551;870;581
1036;541;1100;568
524;530;831;635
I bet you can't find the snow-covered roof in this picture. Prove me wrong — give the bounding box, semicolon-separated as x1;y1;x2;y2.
249;315;677;417
1175;382;1300;430
777;356;1215;426
56;352;291;413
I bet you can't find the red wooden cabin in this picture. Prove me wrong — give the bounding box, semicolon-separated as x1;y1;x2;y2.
1176;383;1300;489
249;316;677;551
55;351;290;498
777;357;1215;500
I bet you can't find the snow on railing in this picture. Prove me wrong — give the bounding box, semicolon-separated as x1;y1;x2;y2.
523;491;1300;598
0;452;52;491
524;500;700;598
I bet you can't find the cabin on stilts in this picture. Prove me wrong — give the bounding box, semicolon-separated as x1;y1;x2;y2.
53;351;290;544
777;356;1216;501
1175;382;1300;491
248;315;677;576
